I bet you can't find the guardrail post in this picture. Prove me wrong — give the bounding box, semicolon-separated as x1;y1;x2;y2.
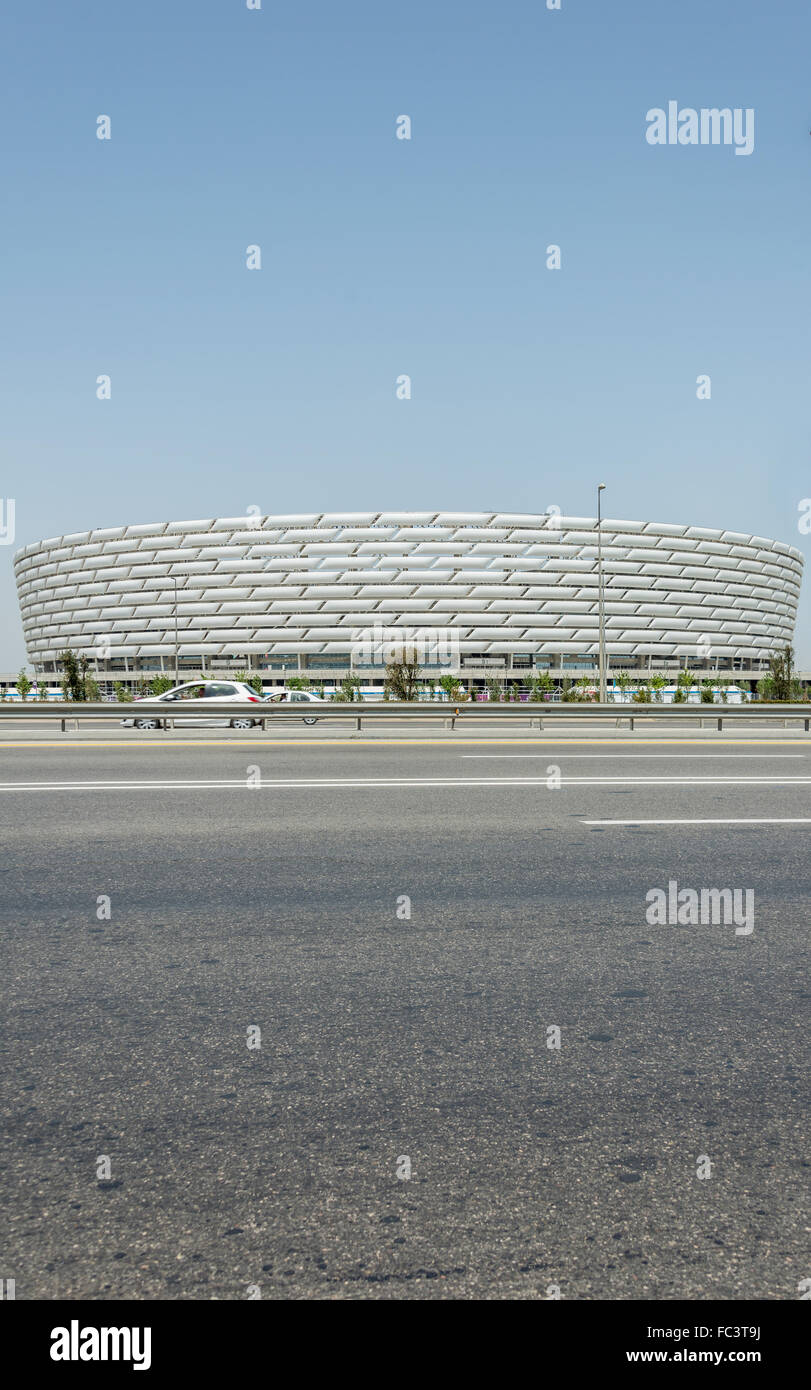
805;718;810;733
629;716;634;731
356;715;362;732
717;717;723;732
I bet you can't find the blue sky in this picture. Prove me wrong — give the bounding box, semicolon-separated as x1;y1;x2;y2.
1;0;809;663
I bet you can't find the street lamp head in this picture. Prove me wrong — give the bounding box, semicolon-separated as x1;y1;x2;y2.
598;483;606;491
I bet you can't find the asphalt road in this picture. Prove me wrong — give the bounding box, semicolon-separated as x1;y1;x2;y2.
1;733;809;1300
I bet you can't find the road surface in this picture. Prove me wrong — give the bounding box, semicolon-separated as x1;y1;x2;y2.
1;731;808;1299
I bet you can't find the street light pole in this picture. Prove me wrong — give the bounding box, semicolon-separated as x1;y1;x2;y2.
172;574;179;686
597;483;607;703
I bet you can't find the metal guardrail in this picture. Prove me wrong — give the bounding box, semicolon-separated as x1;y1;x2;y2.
0;701;809;732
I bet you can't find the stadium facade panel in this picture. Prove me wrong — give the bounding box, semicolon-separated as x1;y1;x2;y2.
14;512;803;670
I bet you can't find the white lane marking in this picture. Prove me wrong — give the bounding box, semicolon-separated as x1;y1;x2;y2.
2;775;811;791
460;754;804;760
583;818;811;826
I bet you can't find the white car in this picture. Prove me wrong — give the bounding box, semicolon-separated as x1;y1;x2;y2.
121;679;265;730
262;689;324;724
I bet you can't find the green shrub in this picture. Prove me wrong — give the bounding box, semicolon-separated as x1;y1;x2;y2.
438;673;463;701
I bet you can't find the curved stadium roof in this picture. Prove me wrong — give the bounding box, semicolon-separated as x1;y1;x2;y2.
14;512;803;664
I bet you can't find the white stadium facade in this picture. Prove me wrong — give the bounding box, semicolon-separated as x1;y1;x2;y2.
13;511;804;695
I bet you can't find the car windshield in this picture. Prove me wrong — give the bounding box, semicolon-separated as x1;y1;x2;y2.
158;684;199;700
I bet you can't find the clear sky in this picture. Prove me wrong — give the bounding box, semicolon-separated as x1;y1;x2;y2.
1;0;809;664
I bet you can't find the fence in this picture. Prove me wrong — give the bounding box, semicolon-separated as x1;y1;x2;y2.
0;702;809;733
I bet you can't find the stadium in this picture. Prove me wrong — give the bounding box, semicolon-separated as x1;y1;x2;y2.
12;511;804;696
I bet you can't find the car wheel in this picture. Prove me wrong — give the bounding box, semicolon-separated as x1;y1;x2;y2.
230;717;255;729
135;717;160;730
303;716;318;725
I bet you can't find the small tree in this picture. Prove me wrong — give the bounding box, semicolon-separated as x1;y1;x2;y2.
438;673;463;702
114;682;133;702
59;651;104;701
632;681;650;704
768;646;790;702
700;677;715;704
234;672;263;695
340;674;363;703
673;669;691;703
233;669;264;695
150;675;174;695
16;668;32;702
384;647;421;701
650;673;667;704
764;645;802;702
329;675;360;703
61;650;85;702
615;670;631;703
485;677;502;703
538;669;555;700
285;675;311;691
